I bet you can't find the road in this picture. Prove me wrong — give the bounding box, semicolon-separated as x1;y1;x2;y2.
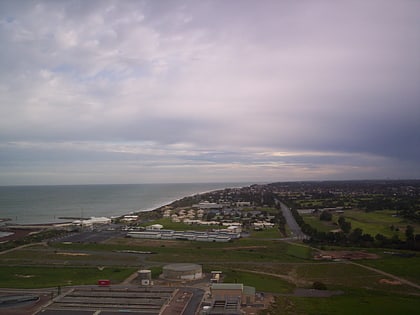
276;199;307;240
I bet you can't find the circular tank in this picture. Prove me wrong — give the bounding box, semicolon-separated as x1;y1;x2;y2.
162;263;202;280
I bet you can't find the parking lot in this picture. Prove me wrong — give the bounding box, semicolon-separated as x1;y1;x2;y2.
52;229;125;244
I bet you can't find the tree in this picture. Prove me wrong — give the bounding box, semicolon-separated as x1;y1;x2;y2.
375;233;388;246
320;210;332;221
312;281;327;290
338;216;351;233
405;225;415;241
349;228;363;243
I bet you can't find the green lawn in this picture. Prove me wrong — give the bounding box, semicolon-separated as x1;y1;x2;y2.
0;266;136;289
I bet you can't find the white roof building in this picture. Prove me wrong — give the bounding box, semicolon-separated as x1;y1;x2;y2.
146;224;163;230
73;216;111;226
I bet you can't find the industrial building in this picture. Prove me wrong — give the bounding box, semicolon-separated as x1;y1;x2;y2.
207;283;256;313
192;201;224;209
126;229;240;242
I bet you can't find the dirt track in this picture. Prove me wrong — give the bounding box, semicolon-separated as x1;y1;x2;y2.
347;261;420;290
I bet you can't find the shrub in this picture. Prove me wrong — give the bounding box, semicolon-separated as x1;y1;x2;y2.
312;281;327;290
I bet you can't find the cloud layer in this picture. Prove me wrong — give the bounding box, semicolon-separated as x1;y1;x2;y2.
1;0;419;185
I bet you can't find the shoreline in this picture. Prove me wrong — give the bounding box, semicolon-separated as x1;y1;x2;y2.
0;183;249;228
0;186;235;243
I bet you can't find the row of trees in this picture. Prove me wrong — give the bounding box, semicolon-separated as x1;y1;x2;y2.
275;203;287;236
357;196;419;222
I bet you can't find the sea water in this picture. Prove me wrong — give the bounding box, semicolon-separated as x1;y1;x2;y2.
0;183;247;224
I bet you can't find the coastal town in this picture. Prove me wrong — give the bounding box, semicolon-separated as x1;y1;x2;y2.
0;180;419;314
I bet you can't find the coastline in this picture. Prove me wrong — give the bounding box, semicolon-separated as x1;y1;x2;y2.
0;184;245;244
0;182;249;225
0;183;251;228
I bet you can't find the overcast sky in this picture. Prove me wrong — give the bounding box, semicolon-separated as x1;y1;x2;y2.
0;0;419;185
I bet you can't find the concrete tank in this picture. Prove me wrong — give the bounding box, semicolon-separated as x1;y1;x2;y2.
162;263;202;280
138;269;152;286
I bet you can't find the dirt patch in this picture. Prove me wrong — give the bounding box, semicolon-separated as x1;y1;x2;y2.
379;278;402;285
0;229;40;242
228;246;268;250
106;238;187;247
14;274;35;278
314;250;379;260
292;288;344;297
56;252;89;256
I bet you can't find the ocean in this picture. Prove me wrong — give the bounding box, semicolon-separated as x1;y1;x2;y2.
0;183;248;225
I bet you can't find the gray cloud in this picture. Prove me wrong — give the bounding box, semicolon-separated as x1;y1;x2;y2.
0;0;419;185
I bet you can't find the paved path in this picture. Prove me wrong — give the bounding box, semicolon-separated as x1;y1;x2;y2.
121;270;139;285
0;242;46;255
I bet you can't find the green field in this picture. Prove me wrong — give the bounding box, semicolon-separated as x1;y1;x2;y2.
222;269;295;294
263;292;420;315
302;210;419;239
0;266;136;289
0;244;144;267
250;226;283;238
358;254;420;283
49;238;311;264
301;215;337;232
286;243;313;259
334;210;418;239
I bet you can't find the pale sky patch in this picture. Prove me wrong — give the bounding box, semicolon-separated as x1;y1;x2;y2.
0;0;419;185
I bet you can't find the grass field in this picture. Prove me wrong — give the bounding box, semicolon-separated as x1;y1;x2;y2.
222;269;295;294
334;210;419;239
358;254;420;283
54;237;311;263
250;226;283;238
0;244;144;266
294;262;419;295
285;243;312;259
1;219;419;314
0;266;136;289
302;209;419;239
265;291;420;315
301;215;337;233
